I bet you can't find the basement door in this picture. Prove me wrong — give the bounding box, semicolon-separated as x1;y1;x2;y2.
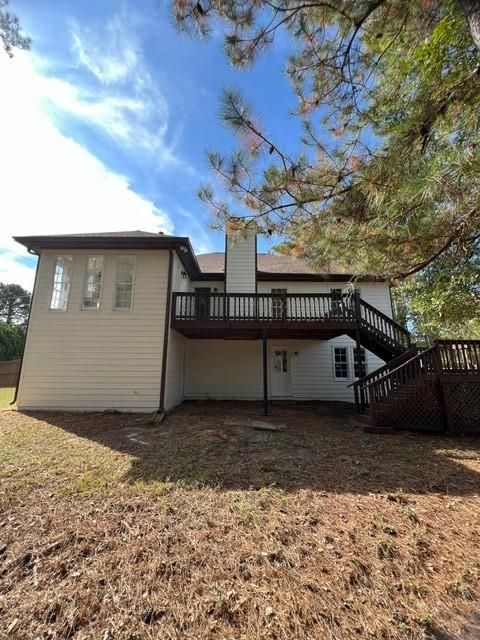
271;349;292;397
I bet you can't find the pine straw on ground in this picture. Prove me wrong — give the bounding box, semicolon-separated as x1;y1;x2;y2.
1;402;480;640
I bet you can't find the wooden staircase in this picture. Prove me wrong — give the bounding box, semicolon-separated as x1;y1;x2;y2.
348;296;412;362
353;340;480;434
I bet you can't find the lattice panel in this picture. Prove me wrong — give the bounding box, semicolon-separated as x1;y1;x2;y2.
376;383;444;432
443;383;480;434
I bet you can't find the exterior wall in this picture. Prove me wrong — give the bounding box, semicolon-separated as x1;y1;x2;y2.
164;254;189;410
257;280;392;374
225;231;256;293
17;249;169;411
184;337;378;403
185;340;262;400
190;281;224;292
257;281;393;317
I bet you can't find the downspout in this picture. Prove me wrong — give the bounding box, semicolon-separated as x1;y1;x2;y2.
11;249;40;406
158;248;174;413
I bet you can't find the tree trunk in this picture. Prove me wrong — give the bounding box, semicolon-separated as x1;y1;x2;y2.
458;0;480;51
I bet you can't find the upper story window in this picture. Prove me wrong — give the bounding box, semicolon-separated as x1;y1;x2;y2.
114;256;135;310
50;256;73;311
82;256;104;310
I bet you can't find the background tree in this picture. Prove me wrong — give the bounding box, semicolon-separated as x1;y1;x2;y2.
0;323;25;360
172;0;480;337
0;0;30;57
0;283;31;325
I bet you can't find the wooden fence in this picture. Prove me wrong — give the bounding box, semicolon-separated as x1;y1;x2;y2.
0;359;20;388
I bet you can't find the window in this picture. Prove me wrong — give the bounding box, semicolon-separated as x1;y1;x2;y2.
353;347;367;378
82;256;104;310
333;347;349;379
114;256;135;310
50;256;73;311
271;288;287;320
274;349;288;373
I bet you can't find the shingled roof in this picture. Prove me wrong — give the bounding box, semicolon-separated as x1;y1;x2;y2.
197;252;351;276
23;230;165;238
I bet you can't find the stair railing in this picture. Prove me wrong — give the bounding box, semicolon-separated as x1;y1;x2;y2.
366;345;439;426
356;293;411;352
350;346;418;412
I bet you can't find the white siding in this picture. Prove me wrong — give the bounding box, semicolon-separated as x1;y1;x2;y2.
257;281;392;375
164;330;186;410
225;231;256;293
185;340;262;400
164;254;189;410
17;249;169;411
286;339;375;402
190;281;224;292
257;281;393;317
184;338;376;403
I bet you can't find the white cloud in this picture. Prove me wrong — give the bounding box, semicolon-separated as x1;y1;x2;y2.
0;51;174;290
64;14;176;164
70;14;140;86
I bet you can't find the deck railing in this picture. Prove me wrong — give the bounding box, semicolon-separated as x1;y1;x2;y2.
172;291;359;324
172;291;411;354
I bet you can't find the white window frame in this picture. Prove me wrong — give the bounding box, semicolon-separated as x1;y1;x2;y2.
332;345;350;381
49;255;73;312
81;255;104;311
114;256;136;311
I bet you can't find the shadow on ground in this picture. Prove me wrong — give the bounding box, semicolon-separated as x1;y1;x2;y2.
23;400;480;494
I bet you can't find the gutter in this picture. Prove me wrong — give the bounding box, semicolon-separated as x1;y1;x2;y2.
11;249;40;406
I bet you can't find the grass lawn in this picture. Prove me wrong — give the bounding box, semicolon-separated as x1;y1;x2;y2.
1;401;480;639
0;387;14;409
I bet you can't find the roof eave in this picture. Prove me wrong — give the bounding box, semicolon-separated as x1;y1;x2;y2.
256;271;386;282
13;234;203;279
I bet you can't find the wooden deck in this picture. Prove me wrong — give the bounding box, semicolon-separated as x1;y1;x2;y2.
358;340;480;434
171;291;411;361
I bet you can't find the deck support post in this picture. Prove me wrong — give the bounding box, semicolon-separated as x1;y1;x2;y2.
355;326;364;412
262;329;269;416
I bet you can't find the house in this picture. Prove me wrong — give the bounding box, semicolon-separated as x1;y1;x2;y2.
14;228;414;417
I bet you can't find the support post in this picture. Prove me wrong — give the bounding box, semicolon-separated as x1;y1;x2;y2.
262;329;269;416
355;326;364;412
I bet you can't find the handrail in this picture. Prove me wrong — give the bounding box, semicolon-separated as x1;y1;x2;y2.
365;344;438;391
367;344;439;426
358;297;411;350
349;346;417;412
434;339;480;374
172;291;358;324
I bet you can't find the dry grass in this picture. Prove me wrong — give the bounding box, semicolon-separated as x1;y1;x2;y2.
0;388;14;410
1;401;480;639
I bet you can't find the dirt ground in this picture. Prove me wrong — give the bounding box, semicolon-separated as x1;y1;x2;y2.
1;401;480;639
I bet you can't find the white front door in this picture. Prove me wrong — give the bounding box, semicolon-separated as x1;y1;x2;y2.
271;349;291;397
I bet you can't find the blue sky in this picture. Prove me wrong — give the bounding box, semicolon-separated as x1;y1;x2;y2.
1;0;300;289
